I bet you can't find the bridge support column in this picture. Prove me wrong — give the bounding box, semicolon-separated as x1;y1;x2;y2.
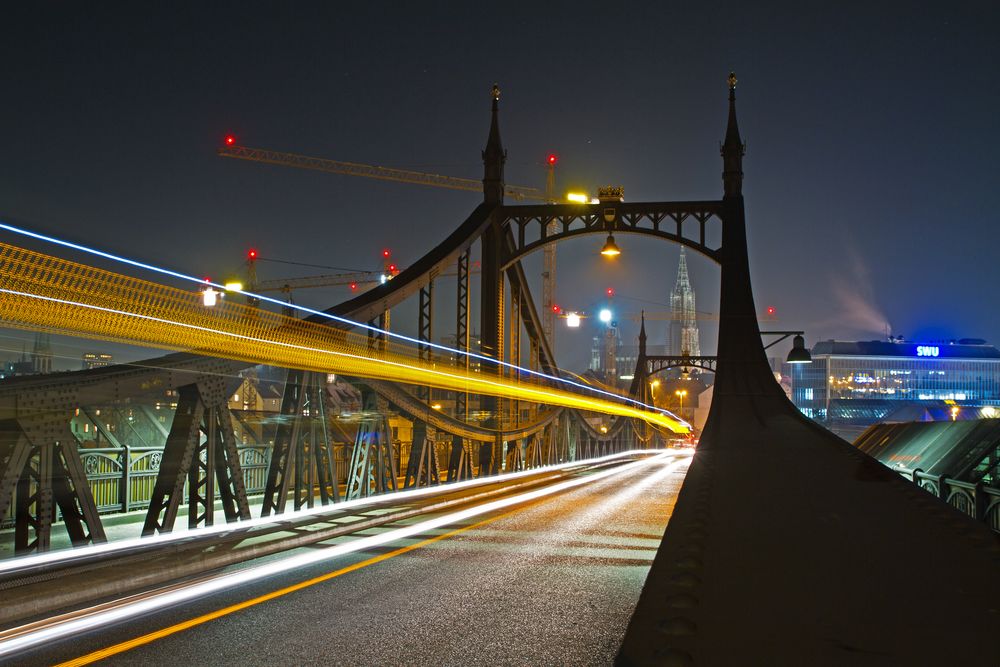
261;370;338;516
142;378;251;536
345;390;397;500
446;435;472;482
404;422;440;489
0;391;107;554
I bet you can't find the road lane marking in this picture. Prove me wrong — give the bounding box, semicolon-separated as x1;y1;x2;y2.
55;510;514;667
9;453;678;665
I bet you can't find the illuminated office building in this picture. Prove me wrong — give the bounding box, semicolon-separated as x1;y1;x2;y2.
790;338;1000;440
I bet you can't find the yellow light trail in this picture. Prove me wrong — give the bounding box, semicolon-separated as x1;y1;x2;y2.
0;242;687;433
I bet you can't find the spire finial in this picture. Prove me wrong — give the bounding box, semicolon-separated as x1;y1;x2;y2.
721;71;745;197
482;83;507;203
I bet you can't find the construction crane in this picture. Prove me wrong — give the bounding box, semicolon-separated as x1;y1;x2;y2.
243;251;481;299
218;142;546;201
220;138;560;352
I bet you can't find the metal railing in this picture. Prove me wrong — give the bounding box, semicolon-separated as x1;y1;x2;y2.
2;443;354;526
895;467;1000;534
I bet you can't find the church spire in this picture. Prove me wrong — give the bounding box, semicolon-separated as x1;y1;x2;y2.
482;83;507;204
721;72;745;198
638;310;647;357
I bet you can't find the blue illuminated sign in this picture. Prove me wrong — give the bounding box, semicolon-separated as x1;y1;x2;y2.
916;345;940;357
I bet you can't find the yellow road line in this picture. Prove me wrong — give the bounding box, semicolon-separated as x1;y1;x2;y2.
56;507;521;666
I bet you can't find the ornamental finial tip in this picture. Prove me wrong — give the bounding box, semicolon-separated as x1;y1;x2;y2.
491;84;500;101
728;72;737;90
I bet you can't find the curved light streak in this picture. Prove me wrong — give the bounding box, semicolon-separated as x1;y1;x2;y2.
0;221;677;416
0;286;684;430
0;243;687;433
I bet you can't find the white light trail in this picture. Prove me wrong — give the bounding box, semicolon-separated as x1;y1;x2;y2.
0;452;686;659
0;450;683;576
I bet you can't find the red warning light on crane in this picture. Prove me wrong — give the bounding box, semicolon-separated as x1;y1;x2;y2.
606;287;615;297
247;249;257;260
388;263;398;274
225;135;236;146
382;249;391;259
551;304;561;313
547;154;558;165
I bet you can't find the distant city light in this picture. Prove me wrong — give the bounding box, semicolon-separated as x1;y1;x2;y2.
224;135;236;146
202;286;218;307
565;312;581;328
599;308;612;323
606;287;615;297
566;193;589;204
382;249;391;258
224;281;243;292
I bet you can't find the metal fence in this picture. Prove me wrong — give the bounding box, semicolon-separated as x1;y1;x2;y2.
2;442;355;527
901;468;1000;534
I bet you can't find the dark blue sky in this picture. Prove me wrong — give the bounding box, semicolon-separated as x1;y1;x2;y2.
1;2;997;370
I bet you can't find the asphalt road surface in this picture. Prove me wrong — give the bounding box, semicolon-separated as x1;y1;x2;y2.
17;454;688;666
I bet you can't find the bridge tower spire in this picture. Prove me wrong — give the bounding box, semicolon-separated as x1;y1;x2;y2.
482;83;507;204
479;84;507;473
721;72;745;198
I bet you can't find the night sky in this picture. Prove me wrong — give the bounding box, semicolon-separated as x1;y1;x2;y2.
1;2;997;371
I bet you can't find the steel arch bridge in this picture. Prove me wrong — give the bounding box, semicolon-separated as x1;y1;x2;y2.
0;77;749;555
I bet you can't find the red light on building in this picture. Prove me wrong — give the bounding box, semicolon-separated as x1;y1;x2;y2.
382;249;391;259
606;287;615;297
547;154;558;165
225;135;236;146
766;306;776;316
350;282;358;291
388;263;398;273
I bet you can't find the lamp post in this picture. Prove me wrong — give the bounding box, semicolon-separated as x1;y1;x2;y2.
675;389;688;420
760;331;813;364
650;379;660;404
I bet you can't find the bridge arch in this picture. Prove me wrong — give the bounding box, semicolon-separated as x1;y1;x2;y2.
499;201;724;269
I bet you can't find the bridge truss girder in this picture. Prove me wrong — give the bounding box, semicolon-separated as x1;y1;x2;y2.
0;392;107;554
141;377;251;536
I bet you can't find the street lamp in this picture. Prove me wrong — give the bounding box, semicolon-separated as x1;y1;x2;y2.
599;308;612;324
600;234;621;257
675;389;688;418
761;331;813;364
650;379;660;402
786;334;812;364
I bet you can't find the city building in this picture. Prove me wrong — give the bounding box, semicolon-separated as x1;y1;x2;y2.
31;332;52;374
82;352;114;369
790;338;1000;440
667;247;701;357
